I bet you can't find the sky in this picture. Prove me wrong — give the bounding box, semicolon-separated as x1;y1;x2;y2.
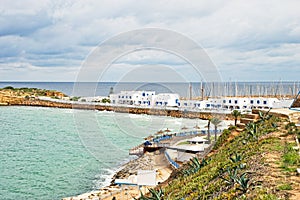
0;0;300;82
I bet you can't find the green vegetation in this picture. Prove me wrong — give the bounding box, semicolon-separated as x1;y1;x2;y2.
277;183;293;191
281;142;300;172
3;86;14;90
207;118;211;143
182;157;209;176
138;188;164;200
157;112;298;199
0;86;66;97
70;96;80;101
213;128;231;150
231;110;241;126
210;117;222;142
101;98;111;103
285;122;300;136
177;141;189;145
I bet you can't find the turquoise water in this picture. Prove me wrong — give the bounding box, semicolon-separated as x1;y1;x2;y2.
0;106;205;199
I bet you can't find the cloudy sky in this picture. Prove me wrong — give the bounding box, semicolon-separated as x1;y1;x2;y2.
0;0;300;82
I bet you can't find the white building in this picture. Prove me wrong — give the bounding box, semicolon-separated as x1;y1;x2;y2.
79;96;109;102
179;100;208;109
152;93;180;107
110;91;155;106
208;97;291;111
109;90;293;111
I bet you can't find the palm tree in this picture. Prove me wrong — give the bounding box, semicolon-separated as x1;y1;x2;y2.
211;117;222;142
232;110;241;126
206;118;212;143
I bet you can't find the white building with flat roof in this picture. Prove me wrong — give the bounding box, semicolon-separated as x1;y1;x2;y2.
109;90;293;111
110;91;155;106
152;93;180;107
179;100;208;110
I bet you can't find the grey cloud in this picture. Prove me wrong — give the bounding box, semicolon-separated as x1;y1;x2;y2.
1;0;300;81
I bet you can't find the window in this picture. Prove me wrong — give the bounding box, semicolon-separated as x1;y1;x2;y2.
263;100;267;105
184;103;188;106
118;96;120;98
223;100;226;103
257;100;260;104
250;100;254;104
142;93;145;96
234;100;238;104
229;100;232;103
129;96;132;99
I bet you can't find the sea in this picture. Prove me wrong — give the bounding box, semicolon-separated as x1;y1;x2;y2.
0;82;212;200
0;81;298;199
0;81;298;97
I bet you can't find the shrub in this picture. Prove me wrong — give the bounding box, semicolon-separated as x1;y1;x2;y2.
277;183;292;190
3;86;14;90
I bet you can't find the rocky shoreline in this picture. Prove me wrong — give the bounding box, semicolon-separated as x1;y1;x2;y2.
63;151;173;200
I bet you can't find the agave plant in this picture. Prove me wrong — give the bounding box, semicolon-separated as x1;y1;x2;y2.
230;153;246;169
236;172;251;193
183;157;209;176
245;122;259;141
230;153;242;163
257;109;272;124
138;188;164;200
221;167;239;186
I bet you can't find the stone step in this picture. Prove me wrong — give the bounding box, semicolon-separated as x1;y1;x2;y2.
236;123;246;129
244;114;260;120
236;128;244;132
240;118;257;124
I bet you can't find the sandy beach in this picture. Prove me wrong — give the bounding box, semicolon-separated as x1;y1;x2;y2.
63;150;173;200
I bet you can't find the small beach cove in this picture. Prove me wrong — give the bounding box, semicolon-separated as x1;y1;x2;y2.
0;106;211;199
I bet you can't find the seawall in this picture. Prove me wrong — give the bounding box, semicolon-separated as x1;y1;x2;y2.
1;96;233;120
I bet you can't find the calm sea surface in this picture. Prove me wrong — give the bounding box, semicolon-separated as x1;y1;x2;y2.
0;81;298;97
0;106;205;199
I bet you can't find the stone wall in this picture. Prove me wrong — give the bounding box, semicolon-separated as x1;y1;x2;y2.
0;96;234;120
291;95;300;108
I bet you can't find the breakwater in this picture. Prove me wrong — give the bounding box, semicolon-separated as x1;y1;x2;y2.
1;96;233;120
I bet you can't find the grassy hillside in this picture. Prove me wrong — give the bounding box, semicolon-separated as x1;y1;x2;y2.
144;113;300;199
0;86;67;98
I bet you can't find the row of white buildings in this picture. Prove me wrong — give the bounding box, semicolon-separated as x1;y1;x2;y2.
109;91;180;107
109;90;294;111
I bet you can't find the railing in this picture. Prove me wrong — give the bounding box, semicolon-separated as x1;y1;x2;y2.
153;135;172;143
164;151;179;169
